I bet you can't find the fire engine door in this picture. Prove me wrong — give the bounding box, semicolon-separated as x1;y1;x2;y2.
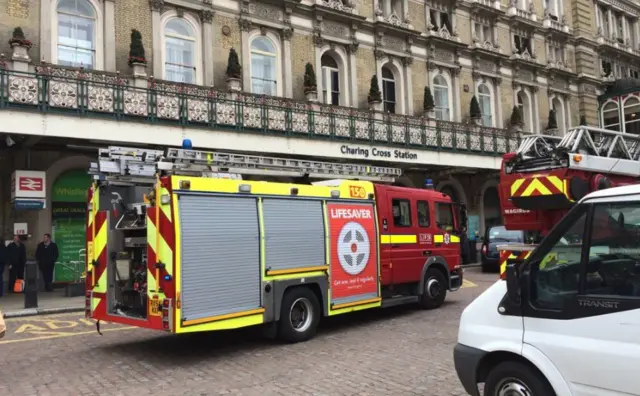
434;201;460;268
387;195;423;284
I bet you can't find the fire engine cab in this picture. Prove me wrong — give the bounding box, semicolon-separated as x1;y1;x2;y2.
85;144;465;342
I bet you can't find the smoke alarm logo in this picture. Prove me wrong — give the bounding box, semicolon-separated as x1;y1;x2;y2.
337;221;370;276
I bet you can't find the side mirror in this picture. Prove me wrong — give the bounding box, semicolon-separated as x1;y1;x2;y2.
505;262;521;305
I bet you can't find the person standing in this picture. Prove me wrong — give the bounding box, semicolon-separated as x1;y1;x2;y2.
36;233;59;292
0;237;6;297
7;235;26;292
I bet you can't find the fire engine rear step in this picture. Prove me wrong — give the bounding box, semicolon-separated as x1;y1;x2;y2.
89;145;402;183
507;126;640;177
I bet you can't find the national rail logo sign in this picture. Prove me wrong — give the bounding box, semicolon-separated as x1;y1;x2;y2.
328;203;378;300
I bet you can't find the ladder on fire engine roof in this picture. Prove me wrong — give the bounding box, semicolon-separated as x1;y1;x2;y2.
88;146;403;184
508;126;640;177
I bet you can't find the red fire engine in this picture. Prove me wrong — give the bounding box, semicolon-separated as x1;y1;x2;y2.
85;145;465;342
497;78;640;274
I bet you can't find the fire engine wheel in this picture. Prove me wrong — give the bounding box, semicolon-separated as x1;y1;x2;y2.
278;287;320;343
418;268;447;310
484;361;556;396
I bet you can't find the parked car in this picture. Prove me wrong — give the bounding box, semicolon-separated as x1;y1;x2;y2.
480;226;525;272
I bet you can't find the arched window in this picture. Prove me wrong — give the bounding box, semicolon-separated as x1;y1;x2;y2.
517;90;532;132
624;97;640;134
321;54;340;105
602;100;620;131
57;0;96;68
477;83;492;127
251;36;278;96
164;18;196;83
433;74;450;121
382;66;396;113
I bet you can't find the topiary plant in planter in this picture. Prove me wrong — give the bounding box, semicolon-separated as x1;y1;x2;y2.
367;75;382;104
9;27;32;49
547;109;558;130
226;48;242;79
510;106;523;126
423;86;435;112
303;63;317;93
128;29;147;67
470;95;482;119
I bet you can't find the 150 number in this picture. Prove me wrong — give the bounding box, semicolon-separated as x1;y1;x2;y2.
349;186;366;198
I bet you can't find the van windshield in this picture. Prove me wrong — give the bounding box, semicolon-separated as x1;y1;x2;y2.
488;226;523;243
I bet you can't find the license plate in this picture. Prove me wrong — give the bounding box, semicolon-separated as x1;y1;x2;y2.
149;299;161;316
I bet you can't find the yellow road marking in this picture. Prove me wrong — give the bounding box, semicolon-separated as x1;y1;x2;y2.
461;279;477;288
0;326;136;345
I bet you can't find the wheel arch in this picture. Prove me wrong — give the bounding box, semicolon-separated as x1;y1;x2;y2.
418;256;449;295
477;348;570;396
270;277;327;322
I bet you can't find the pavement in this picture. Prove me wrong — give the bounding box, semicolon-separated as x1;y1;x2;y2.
0;289;85;318
0;267;498;396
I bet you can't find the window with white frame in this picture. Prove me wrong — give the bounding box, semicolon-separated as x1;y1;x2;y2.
601;59;612;77
429;6;451;32
382;66;396;114
517;90;533;132
433;74;451;121
57;0;96;68
513;34;532;56
250;36;278;96
543;0;561;20
547;41;564;64
597;5;609;37
624;97;640;134
163;18;196;83
602;101;620;131
477;83;493;127
473;17;493;44
321;54;340;105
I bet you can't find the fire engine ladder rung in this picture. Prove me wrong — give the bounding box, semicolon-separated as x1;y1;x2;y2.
164;148;402;181
516;134;563;159
90;146;164;179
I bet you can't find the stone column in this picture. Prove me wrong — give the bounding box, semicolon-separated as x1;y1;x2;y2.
40;0;52;63
383;0;391;18
495;78;503;128
150;0;164;78
200;10;214;86
282;28;293;99
453;69;461;122
607;9;613;39
348;43;359;107
104;0;116;72
533;86;540;132
240;20;252;93
565;94;572;130
403;57;413;115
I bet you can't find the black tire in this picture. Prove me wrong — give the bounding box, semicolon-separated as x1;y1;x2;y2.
277;287;321;343
418;268;447;309
484;361;556;396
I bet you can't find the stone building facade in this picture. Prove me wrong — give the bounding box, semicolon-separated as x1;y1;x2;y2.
0;0;624;132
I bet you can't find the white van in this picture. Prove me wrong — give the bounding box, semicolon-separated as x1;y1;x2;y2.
454;184;640;396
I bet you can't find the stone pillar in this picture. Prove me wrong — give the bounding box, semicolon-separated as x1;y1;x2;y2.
151;0;164;78
240;20;252;93
11;44;31;72
132;63;148;88
201;11;215;86
453;69;461;122
607;9;613;39
495;79;503;128
40;0;52;63
348;44;358;107
104;0;117;72
533;87;540;132
282;29;293;99
383;0;391;17
403;57;413;115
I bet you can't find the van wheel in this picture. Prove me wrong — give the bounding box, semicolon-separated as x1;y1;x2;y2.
418;268;447;310
484;361;556;396
277;287;320;343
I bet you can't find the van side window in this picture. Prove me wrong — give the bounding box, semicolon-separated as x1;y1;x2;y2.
417;201;430;227
584;202;640;297
392;199;412;227
435;203;454;231
530;208;586;310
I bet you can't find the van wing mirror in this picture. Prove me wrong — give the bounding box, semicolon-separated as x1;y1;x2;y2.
505;262;521;305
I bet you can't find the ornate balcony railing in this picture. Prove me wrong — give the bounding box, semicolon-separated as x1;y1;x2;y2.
0;67;520;155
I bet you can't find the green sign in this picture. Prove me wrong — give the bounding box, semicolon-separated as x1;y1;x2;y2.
51;169;92;283
51;169;91;203
53;218;86;282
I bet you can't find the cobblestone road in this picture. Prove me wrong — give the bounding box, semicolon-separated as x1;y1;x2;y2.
0;268;497;396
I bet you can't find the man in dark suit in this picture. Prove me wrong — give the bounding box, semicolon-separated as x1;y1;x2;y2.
36;233;59;292
7;235;26;292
